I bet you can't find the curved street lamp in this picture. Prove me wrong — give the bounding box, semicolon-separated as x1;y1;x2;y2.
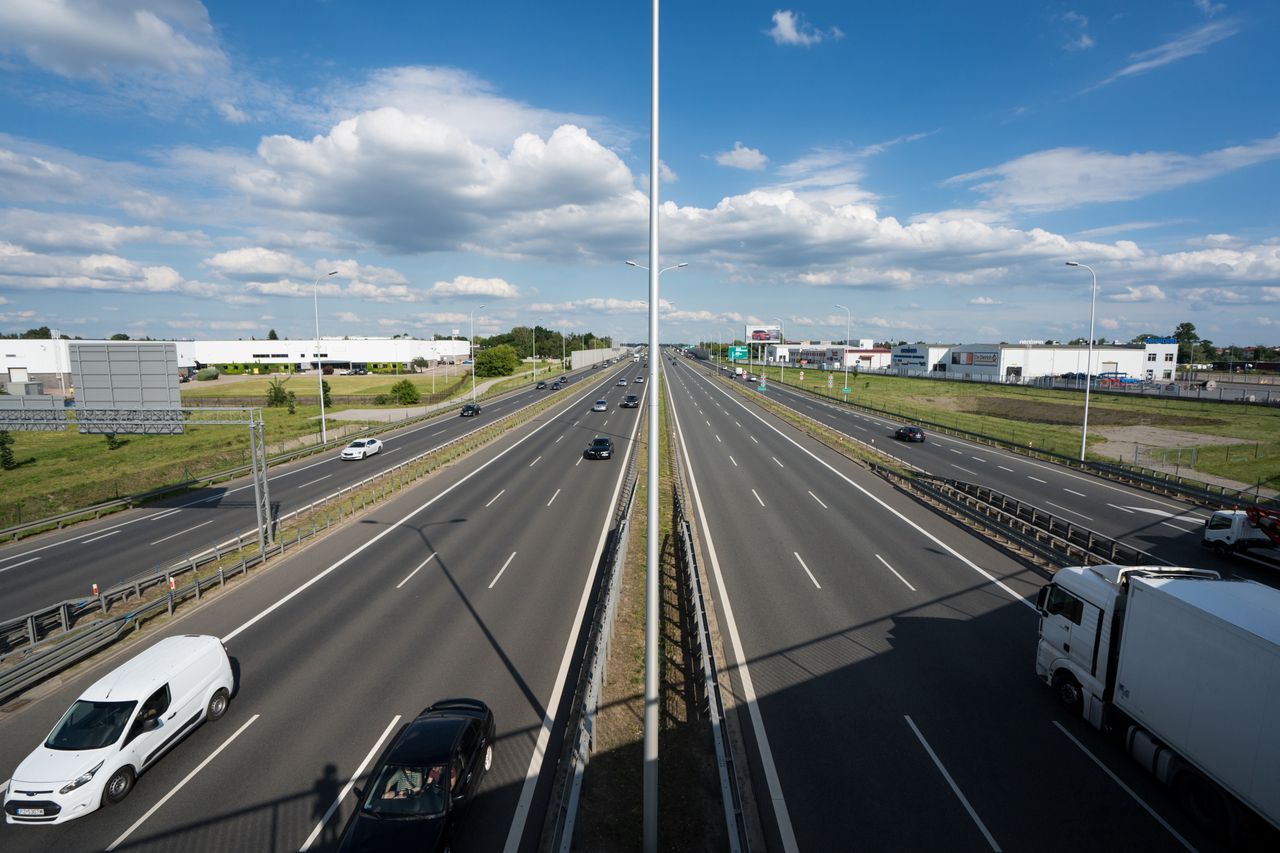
469;304;486;402
834;303;852;402
313;270;338;443
1066;261;1098;462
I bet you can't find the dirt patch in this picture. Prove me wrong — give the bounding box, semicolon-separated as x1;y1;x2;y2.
946;395;1226;428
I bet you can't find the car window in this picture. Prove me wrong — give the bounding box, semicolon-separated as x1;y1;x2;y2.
125;684;172;744
362;764;447;817
45;700;137;750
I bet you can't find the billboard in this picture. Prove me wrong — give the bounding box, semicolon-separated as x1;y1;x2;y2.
745;324;781;344
951;351;998;367
70;342;182;410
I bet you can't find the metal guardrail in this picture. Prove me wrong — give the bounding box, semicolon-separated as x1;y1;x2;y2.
0;382;590;705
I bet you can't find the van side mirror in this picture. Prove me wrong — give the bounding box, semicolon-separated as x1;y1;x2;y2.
142;716;162;733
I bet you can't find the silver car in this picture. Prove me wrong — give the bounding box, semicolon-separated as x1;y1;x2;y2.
592;399;608;412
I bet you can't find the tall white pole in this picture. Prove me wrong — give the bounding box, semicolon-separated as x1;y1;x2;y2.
773;315;785;386
835;303;851;402
644;0;660;847
470;304;485;403
313;270;337;443
1067;262;1098;461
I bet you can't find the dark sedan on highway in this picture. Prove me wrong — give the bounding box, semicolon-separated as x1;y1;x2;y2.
894;426;926;442
336;699;495;853
584;437;614;459
460;403;481;417
620;394;640;408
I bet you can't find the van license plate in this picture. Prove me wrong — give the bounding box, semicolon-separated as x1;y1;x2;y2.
17;808;45;816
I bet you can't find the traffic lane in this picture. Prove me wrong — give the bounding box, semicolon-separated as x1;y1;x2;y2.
0;377;640;852
669;361;1220;852
0;366;633;621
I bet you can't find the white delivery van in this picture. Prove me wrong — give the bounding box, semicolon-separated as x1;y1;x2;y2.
4;634;234;825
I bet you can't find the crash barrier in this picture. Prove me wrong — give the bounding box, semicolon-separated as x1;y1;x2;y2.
541;424;640;852
0;381;591;706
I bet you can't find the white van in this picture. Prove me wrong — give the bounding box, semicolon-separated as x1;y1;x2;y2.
4;634;234;825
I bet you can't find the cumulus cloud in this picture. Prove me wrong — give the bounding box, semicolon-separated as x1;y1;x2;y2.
1108;285;1167;302
217;101;249;123
969;296;1002;305
427;275;519;299
715;142;769;171
0;240;235;299
766;10;844;47
1087;19;1239;91
1059;11;1094;51
0;208;206;252
201;247;420;303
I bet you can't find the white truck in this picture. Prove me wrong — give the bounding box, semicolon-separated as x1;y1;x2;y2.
1036;564;1280;840
1202;507;1280;558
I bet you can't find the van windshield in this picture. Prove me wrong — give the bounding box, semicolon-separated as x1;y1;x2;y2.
46;700;136;750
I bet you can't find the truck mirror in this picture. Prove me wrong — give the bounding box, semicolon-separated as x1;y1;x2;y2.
1036;585;1051;615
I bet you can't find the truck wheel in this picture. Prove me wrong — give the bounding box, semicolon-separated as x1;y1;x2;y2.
1052;672;1083;715
1176;771;1235;840
1212;542;1228;558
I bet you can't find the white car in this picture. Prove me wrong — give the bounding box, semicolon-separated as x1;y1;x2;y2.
634;376;644;384
617;378;628;386
592;399;608;412
4;635;233;824
341;438;382;460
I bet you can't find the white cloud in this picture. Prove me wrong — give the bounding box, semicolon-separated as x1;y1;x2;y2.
217;101;249;123
1098;317;1121;331
1088;19;1239;90
201;247;419;303
0;240;233;298
715;142;769;171
427;275;519;299
766;10;844;47
1108;285;1167;302
1194;0;1226;18
0;208;206;252
969;296;1002;305
948;135;1280;212
1059;11;1094;52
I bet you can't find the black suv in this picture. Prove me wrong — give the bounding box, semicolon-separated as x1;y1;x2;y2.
336;699;495;853
620;394;640;408
535;381;547;390
460;403;481;417
894;426;925;442
584;437;614;459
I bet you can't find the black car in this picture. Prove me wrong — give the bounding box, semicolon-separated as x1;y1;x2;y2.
894;426;926;442
550;381;562;390
535;381;547;390
592;363;601;369
460;403;481;417
584;437;614;459
336;699;495;853
620;394;640;408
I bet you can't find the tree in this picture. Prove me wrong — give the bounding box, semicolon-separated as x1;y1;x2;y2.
0;430;15;470
389;379;421;405
1173;322;1198;362
321;379;332;408
265;376;290;407
110;333;130;340
21;326;52;339
474;344;519;377
267;329;279;340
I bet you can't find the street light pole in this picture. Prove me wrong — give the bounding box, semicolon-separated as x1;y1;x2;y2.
1066;261;1098;462
313;270;338;443
469;304;486;402
773;315;785;387
834;303;851;402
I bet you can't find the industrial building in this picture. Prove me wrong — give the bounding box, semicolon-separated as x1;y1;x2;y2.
764;341;891;370
889;339;1180;381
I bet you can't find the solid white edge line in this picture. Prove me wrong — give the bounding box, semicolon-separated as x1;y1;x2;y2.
488;551;518;589
547;488;561;507
502;382;646;853
299;714;402;852
297;474;333;489
667;367;799;852
485;488;506;508
793;552;821;589
1051;721;1197;852
395;552;437;589
807;490;828;509
107;714;260;852
81;529;121;544
690;366;1034;611
0;556;40;574
875;553;917;592
150;517;217;546
149;509;181;521
903;714;1001;852
1044;501;1094;521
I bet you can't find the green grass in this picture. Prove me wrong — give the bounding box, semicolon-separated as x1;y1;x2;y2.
745;363;1280;488
181;371;466;399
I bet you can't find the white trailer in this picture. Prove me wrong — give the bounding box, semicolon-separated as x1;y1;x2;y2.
1036;565;1280;840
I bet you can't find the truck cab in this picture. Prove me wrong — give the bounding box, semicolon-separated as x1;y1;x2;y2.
1203;509;1279;557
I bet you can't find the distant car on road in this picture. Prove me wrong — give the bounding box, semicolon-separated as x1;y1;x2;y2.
617;378;628;386
894;426;926;442
592;363;601;369
591;399;608;412
584;437;614;459
620;394;639;408
550;381;562;390
460;403;481;417
634;376;644;384
336;699;495;853
341;438;383;460
535;381;547;390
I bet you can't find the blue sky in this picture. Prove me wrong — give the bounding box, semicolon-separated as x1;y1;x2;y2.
0;1;1277;346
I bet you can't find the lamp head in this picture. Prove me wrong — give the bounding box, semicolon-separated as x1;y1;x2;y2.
1065;261;1080;267
625;260;639;267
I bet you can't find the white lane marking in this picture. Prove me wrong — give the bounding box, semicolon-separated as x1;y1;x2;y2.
997;465;1015;472
485;489;506;508
1044;501;1094;521
488;551;518;589
1160;521;1197;533
666;382;799;852
949;448;963;455
729;456;738;467
750;436;758;444
715;434;722;443
1027;476;1048;484
149;508;181;521
575;455;585;467
555;433;564;443
970;456;987;463
381;447;400;455
793;552;821;589
1052;722;1197;852
150;517;217;545
1063;488;1087;497
396;552;437;589
529;455;542;467
1107;503;1135;514
808;491;828;509
952;465;977;476
876;554;917;592
735;421;741;427
854;425;868;432
299;715;402;852
297;474;333;489
432;429;447;436
751;489;766;507
107;714;261;852
904;715;1001;851
690;367;1034;610
0;556;39;574
547;489;561;507
772;456;784;468
706;419;711;427
82;529;121;544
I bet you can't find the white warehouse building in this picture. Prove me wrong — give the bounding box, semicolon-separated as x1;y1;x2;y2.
889;339;1180;381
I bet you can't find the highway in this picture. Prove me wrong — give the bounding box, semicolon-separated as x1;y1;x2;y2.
664;353;1231;852
0;364;645;852
0;362;633;624
691;359;1278;587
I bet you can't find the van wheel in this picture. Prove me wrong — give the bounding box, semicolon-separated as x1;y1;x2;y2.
1052;672;1083;715
103;767;135;805
1176;771;1234;839
207;688;229;722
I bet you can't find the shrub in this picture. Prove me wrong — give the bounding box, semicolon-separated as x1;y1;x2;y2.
265;376;290;407
0;430;15;470
373;394;391;405
389;379;420;405
196;368;220;381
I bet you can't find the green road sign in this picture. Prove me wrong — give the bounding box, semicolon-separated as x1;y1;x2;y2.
842;387;851;394
727;346;748;360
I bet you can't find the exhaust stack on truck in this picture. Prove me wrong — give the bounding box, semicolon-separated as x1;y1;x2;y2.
1035;564;1280;841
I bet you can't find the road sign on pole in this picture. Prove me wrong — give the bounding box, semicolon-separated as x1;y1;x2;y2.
727;345;748;360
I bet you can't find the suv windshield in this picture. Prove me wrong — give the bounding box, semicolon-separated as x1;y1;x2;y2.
362;764;448;818
46;700;136;750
